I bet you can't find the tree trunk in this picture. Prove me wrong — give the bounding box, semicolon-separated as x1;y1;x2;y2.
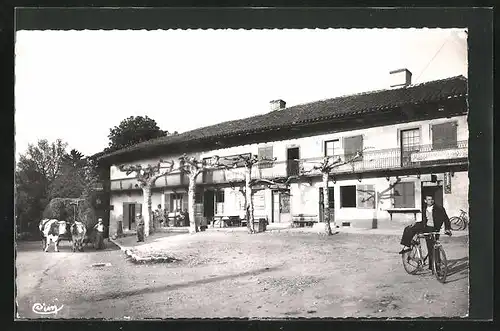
372;193;378;229
188;173;198;234
322;173;334;236
245;168;255;233
142;186;152;237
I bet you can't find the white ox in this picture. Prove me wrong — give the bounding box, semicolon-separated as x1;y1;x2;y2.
70;221;87;252
39;218;69;252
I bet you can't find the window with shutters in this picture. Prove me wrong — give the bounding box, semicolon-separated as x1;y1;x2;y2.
340;186;357;208
325;139;340;157
258;146;274;169
343;135;364;161
393;182;415;208
357;184;375;209
431;122;458;150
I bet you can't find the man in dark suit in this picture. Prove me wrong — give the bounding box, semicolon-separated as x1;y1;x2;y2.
399;194;452;269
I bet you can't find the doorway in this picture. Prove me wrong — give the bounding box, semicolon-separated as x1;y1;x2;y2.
123;202;141;230
287;147;300;177
421;184;443;211
272;190;291;223
319;187;334;222
204;190;215;219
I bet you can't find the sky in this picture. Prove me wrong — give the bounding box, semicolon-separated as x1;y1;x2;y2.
14;28;468;158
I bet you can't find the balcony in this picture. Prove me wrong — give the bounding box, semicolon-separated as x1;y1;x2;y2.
206;140;468;183
110;172;189;191
109;140;468;190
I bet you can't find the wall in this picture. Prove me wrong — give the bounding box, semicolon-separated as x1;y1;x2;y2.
109;115;468;180
109;191;142;235
197;115;468;162
109;190;163;232
108;113;468;231
442;171;469;219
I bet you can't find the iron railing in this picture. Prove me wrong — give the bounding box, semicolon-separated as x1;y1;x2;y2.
109;140;468;190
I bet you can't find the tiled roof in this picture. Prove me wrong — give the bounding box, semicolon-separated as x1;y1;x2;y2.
98;75;467;160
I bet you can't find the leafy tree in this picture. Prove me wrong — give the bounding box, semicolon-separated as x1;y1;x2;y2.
15;139;68;233
107;116;167;151
15;141;101;235
49;148;93;199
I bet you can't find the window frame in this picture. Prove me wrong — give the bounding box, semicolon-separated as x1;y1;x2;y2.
171;193;184;211
392;181;416;208
215;190;225;203
194;192;203;204
258;146;274;169
399;128;421;151
324;139;341;157
340;185;357;208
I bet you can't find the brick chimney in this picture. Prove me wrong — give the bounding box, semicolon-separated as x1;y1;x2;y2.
270;99;286;111
389;68;412;88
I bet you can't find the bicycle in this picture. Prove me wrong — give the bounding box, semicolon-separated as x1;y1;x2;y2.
401;231;450;283
449;209;469;231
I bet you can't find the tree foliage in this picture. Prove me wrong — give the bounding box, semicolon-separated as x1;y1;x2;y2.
106;116;168;152
15;139;67;233
16;140;100;235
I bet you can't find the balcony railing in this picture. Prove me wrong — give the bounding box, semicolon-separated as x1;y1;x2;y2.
110;140;468;190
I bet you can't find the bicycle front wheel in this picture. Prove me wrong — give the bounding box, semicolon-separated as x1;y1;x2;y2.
402;246;421;275
433;245;448;283
461;218;469;231
449;216;463;231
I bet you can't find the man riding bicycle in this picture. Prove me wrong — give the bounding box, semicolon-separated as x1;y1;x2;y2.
399;194;452;270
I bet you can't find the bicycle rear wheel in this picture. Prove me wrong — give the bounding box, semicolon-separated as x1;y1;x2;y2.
449;216;463;231
433;245;448;283
402;246;421;275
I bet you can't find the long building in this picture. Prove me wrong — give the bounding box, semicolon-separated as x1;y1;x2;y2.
96;70;468;235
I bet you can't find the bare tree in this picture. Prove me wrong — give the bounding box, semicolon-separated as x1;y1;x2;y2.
178;155;225;234
119;160;174;237
301;149;369;235
212;154;293;234
358;177;402;229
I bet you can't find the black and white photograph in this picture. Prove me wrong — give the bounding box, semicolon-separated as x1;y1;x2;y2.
14;19;472;319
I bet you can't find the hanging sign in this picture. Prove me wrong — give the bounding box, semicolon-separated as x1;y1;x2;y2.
443;172;452;194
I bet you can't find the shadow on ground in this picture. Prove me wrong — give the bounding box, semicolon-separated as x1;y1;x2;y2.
445;256;469;284
86;265;283;303
16;240;120;253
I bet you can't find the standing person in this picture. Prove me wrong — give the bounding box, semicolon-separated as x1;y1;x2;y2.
399;194;452;269
136;213;145;242
180;209;189;227
93;218;106;250
154;204;164;228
